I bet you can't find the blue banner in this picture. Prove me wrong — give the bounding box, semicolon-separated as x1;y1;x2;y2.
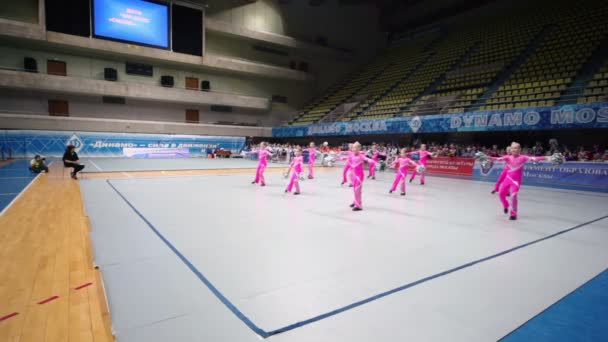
273;102;608;137
472;161;608;192
0;130;245;158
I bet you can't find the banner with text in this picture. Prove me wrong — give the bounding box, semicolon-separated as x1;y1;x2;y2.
0;130;245;158
407;157;475;177
273;102;608;137
472;161;608;192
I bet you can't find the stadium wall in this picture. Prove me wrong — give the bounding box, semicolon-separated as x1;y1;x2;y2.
205;0;384;57
0;0;38;24
0;0;384;130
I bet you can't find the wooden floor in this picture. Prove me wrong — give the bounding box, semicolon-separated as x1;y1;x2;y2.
0;163;321;341
0;163;285;341
0;163;113;342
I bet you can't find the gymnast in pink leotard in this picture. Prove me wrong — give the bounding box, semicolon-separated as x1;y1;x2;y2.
492;146;512;194
408;144;433;185
347;142;376;211
285;147;303;195
306;142;320;179
389;148;419;196
367;143;381;179
247;142;273;186
490;142;546;220
339;144;353;186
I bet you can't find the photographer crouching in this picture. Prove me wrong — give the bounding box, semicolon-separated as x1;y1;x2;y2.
29;155;49;174
63;145;85;179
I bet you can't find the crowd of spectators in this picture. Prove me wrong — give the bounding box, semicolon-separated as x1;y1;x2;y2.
251;140;608;162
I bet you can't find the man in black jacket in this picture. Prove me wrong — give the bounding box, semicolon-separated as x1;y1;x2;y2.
63;145;85;179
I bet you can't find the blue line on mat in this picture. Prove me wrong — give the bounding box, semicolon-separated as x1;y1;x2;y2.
264;214;608;336
105;180;269;338
106;178;608;338
499;267;608;342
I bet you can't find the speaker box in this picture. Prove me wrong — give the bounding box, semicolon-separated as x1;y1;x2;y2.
201;80;210;92
102;96;126;104
272;95;288;104
125;62;153;77
104;68;117;81
161;75;174;87
24;57;37;73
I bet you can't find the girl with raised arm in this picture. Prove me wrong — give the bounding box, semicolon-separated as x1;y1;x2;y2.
339;143;353;186
347;142;376;211
306;142;320;179
367;143;381;179
408;144;434;185
284;147;303;195
247;142;273;186
480;142;561;220
389;148;420;196
491;146;512;194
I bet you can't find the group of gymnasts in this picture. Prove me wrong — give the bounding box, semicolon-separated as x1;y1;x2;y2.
246;140;564;220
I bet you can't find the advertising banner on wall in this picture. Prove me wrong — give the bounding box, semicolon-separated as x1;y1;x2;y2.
0;130;246;158
472;161;608;192
273;102;608;137
417;157;476;176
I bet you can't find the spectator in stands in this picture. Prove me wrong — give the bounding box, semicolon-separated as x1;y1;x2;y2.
577;146;590;161
533;141;544;156
448;144;457;157
592;145;605;161
63;145;85;179
563;148;576;161
549;139;560;154
461;146;475;158
29;155;49;173
489;145;501;157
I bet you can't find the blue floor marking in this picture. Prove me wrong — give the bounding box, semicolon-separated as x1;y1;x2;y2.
500;268;608;342
106;178;608;338
0;160;40;213
105;179;269;338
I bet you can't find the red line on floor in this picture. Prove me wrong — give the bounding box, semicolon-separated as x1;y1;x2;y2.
75;282;93;290
0;312;18;321
37;296;59;305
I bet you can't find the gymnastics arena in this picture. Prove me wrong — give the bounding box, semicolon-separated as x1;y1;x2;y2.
0;0;607;341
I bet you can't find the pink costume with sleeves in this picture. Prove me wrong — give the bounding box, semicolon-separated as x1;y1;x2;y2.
409;150;433;184
368;150;381;178
285;156;303;193
252;149;272;185
390;157;418;194
492;154;545;217
338;151;353;184
348;152;375;209
493;167;509;192
307;148;318;178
